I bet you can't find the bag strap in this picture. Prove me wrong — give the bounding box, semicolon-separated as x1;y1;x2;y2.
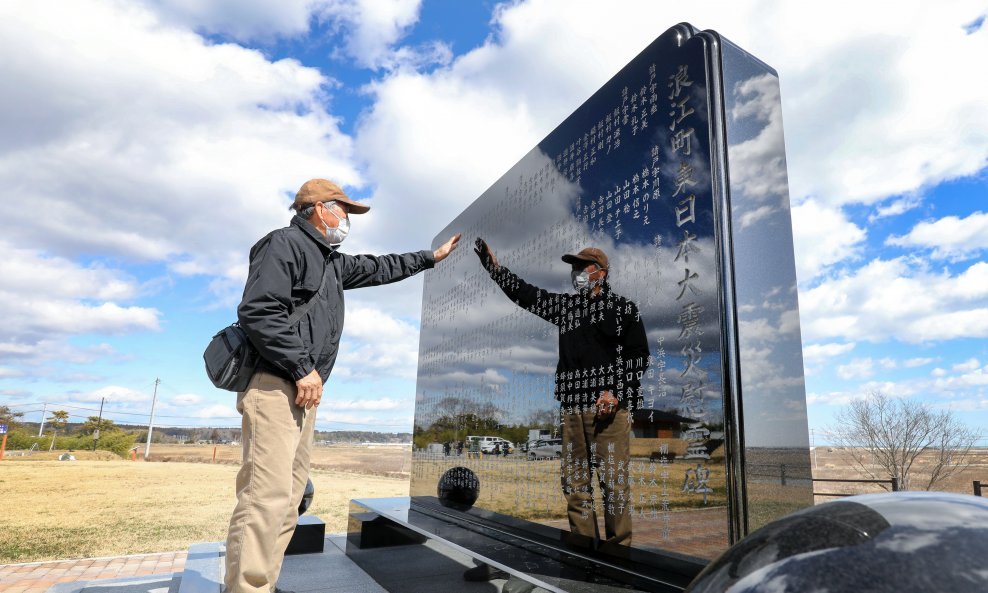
286;258;331;326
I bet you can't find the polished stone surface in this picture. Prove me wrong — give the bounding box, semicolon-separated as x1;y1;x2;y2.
286;515;326;555
410;20;810;576
348;497;702;592
686;492;988;592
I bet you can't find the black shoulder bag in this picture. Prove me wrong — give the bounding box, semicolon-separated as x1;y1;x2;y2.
203;263;329;392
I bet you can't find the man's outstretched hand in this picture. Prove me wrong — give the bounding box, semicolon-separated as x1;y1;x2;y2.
474;237;500;271
433;233;461;263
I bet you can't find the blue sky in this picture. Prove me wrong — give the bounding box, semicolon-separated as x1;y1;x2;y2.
0;0;986;443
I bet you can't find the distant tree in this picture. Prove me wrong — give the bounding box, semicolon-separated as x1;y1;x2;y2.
79;416;116;435
48;410;69;451
0;405;24;429
210;428;222;442
829;392;980;491
524;409;558;430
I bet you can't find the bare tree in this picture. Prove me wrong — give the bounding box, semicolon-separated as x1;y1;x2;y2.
829;392;980;491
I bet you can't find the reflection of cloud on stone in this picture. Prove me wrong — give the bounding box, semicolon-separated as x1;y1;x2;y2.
740;205;775;229
728;73;789;229
778;309;800;335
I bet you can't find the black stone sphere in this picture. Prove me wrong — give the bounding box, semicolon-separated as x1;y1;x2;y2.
437;466;480;510
686;492;988;593
298;478;314;515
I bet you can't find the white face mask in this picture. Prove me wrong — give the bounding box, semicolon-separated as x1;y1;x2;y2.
321;205;350;245
571;270;590;291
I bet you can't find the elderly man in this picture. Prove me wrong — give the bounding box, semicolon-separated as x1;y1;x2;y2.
474;239;648;549
225;179;459;593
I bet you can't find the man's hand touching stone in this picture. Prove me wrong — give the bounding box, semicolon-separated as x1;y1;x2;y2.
433;234;462;263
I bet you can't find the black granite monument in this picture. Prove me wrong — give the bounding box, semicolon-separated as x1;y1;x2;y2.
350;23;812;592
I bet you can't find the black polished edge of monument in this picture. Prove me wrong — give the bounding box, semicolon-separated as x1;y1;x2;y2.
696;27;747;543
410;496;706;591
285;515;326;555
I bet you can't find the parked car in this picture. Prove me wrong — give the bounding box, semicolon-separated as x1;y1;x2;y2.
466;436;514;454
527;438;562;460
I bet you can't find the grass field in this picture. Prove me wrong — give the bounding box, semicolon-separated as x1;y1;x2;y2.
0;446;408;564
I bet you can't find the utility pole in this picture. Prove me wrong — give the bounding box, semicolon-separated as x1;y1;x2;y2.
38;402;47;437
93;397;105;452
144;378;160;461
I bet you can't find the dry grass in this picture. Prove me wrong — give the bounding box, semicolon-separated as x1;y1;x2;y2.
0;454;407;564
810;448;988;501
146;444;412;478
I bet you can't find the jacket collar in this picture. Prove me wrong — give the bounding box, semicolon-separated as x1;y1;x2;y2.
291;215;337;255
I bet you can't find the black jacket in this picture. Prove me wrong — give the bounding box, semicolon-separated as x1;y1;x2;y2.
488;266;649;412
238;215;434;382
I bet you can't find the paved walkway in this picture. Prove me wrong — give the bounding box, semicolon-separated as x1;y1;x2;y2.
0;552;186;593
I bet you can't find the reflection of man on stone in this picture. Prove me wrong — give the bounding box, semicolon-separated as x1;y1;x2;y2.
474;239;648;547
224;179;460;593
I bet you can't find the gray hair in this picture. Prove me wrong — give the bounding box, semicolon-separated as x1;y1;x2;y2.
298;200;336;219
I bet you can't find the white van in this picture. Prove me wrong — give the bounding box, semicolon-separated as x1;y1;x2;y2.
466;436;514;454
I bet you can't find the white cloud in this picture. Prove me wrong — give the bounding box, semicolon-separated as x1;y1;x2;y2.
147;0;322;40
837;358;875;380
790;200;866;283
0;0;361;382
77;385;152;404
148;0;432;71
0;0;359;278
888;211;988;261
869;193;923;222
0;242;159;346
191;403;240;419
318;411;412;429
171;393;203;406
332;306;420;380
904;357;935;368
318;0;427;69
334;397;403;411
954;358;982;372
802;342;856;365
933;361;988;392
807;380;919;407
799;258;988;343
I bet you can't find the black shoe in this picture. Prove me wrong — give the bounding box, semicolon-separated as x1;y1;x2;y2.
463;562;508;582
273;588;296;593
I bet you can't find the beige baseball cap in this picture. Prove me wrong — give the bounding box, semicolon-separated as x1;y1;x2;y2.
291;179;370;214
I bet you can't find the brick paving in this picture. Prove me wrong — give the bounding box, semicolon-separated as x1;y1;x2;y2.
0;552;186;593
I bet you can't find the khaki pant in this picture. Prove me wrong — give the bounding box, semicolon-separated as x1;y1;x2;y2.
560;408;632;546
225;371;317;593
